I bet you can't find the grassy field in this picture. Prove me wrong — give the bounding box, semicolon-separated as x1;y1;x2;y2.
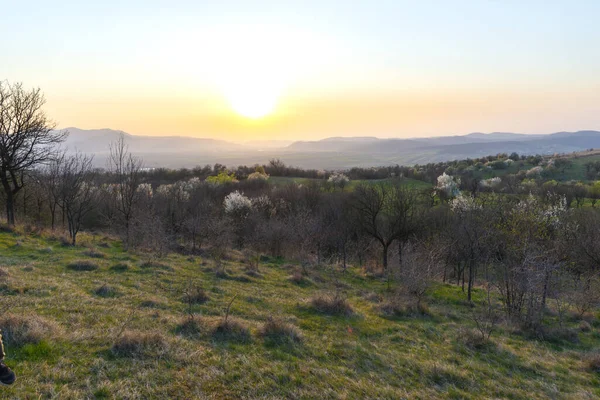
0;229;599;399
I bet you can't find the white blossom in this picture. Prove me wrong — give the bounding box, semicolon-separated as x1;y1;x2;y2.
224;191;252;215
436;173;460;197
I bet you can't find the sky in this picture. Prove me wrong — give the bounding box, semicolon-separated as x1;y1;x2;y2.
2;0;600;141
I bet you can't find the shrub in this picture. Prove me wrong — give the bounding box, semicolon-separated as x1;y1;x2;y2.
310;293;353;316
112;331;170;358
259;317;302;344
0;314;59;347
67;260;99;271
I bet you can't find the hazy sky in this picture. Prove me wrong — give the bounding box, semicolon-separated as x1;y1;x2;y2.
2;0;600;141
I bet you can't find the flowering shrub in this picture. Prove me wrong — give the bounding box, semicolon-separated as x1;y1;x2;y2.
526;166;543;178
479;177;501;189
248;171;269;181
436;173;460;198
450;194;481;213
224;191;252;215
328;173;350;190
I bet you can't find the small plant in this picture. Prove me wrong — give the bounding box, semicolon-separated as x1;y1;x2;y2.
211;295;250;342
259;317;302;344
112;330;170;358
67;260;99;271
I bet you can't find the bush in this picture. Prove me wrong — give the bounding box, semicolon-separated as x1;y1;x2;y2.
67;260;99;271
259;317;302;344
0;314;59;347
112;331;170;358
212;318;251;342
310;293;353;316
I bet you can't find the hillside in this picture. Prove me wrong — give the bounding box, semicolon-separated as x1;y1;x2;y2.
59;128;600;170
1;229;599;399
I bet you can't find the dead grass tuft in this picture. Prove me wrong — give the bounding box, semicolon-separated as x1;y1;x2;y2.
259;317;302;344
310;293;353;316
67;260;99;271
112;330;170;358
0;314;60;346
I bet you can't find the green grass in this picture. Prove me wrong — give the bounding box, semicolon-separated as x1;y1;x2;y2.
0;230;599;398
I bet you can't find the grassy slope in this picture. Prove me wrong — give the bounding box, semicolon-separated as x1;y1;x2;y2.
0;230;599;399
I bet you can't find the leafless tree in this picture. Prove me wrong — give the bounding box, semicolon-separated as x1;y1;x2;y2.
0;81;66;224
59;153;97;245
107;134;143;247
352;183;419;270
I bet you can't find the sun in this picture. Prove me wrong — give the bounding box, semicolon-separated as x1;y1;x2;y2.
226;85;278;119
223;78;279;119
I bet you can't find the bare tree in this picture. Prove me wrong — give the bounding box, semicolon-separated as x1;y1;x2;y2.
352;183;419;270
0;82;66;224
107;134;143;247
59;153;97;245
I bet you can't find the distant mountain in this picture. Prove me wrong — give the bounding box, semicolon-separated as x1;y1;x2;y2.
56;128;600;170
61;128;242;154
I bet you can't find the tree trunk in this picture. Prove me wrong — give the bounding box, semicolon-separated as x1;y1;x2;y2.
382;243;389;270
5;192;15;225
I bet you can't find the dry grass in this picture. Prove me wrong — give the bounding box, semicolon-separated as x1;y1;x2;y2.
67;260;99;271
110;262;130;272
259;317;302;344
0;314;60;346
585;352;600;373
183;286;209;304
140;260;172;271
83;249;106;258
112;330;170;358
212;318;251;342
94;284;120;298
310;292;354;316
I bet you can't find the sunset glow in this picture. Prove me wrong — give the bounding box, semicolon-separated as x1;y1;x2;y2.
2;1;599;140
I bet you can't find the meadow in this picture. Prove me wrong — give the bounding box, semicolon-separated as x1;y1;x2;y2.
0;228;599;399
